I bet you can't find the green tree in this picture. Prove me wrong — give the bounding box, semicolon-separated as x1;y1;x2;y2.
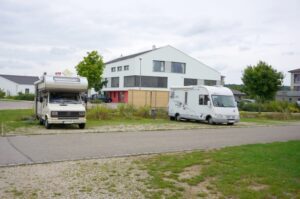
75;51;105;89
242;61;284;103
0;88;5;98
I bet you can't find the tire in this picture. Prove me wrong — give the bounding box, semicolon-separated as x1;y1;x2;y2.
175;114;181;121
207;117;214;125
44;118;51;129
79;123;86;129
169;116;175;121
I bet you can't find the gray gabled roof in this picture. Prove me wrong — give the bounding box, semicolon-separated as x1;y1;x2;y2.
0;74;39;85
289;68;300;73
105;48;160;64
230;89;246;96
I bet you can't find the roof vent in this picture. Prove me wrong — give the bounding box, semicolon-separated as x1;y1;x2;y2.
152;45;156;50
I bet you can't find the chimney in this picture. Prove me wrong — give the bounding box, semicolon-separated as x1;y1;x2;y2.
152;45;156;50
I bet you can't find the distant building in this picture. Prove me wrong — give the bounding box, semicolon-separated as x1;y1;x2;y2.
230;89;246;102
276;68;300;102
0;74;39;96
102;45;223;107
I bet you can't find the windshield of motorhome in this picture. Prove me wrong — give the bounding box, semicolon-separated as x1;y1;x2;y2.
211;95;235;107
49;92;81;104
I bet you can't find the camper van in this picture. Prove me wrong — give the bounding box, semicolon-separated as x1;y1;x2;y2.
168;86;239;125
34;74;88;129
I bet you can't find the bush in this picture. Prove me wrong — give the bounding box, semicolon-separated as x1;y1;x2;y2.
12;92;35;101
0;89;5;98
238;101;300;113
87;105;114;120
117;104;135;118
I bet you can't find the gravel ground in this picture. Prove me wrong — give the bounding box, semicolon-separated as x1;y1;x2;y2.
7;121;258;136
0;157;149;199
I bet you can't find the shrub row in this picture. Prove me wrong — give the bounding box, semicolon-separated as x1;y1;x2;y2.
7;93;35;101
240;111;300;120
238;101;300;113
87;104;168;120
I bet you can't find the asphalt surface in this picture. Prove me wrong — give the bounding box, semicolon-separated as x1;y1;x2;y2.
0;125;300;166
0;100;34;110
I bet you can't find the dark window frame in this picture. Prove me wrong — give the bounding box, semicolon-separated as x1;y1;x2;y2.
111;77;119;88
124;75;168;88
171;62;186;74
124;65;129;71
111;67;116;72
153;60;165;72
117;66;122;71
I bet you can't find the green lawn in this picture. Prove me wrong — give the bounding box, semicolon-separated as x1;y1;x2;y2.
139;141;300;199
0;109;36;132
240;117;297;124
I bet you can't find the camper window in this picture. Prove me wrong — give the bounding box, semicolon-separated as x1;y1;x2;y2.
199;95;209;105
49;92;81;104
211;95;235;107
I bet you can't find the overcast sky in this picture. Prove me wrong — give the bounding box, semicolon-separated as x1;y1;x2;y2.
1;0;299;85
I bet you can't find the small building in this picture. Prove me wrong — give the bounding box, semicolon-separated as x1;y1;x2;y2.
276;68;300;102
0;74;39;96
230;89;246;102
102;45;223;107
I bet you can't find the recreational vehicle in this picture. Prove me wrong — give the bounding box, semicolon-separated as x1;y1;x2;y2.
168;86;239;125
34;74;88;129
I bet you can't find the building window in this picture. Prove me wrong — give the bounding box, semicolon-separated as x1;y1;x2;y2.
117;66;122;71
124;65;129;71
204;80;217;86
153;60;165;72
111;77;119;87
184;78;197;86
294;74;300;84
111;67;116;72
124;76;168;88
25;88;30;94
171;62;186;74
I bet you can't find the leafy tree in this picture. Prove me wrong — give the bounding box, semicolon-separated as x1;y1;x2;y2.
0;88;5;98
242;61;283;103
75;51;105;89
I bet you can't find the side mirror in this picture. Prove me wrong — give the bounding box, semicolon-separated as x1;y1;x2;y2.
84;97;88;104
39;97;43;103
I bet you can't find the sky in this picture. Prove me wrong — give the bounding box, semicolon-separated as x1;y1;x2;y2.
0;0;299;85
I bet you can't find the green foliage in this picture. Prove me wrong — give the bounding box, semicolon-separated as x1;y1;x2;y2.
0;88;5;98
239;101;300;113
86;106;114;120
242;61;284;102
240;111;300;120
87;104;168;121
7;92;35;101
75;51;105;89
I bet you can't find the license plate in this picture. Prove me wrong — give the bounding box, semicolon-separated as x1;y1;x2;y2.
63;121;74;124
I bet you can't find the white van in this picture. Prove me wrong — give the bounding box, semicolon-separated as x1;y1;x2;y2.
34;74;88;129
168;85;240;125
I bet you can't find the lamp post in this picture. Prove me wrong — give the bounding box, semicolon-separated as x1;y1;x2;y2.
139;58;142;90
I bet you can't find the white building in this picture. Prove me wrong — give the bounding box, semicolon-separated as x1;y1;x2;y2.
102;45;223;103
0;74;39;96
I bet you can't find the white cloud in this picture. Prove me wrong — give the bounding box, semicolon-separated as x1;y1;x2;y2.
0;0;299;85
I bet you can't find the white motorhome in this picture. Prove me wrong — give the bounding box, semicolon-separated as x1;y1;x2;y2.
34;75;88;129
168;86;239;125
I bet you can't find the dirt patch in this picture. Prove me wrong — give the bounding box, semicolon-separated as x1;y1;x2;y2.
178;165;201;180
248;183;269;191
